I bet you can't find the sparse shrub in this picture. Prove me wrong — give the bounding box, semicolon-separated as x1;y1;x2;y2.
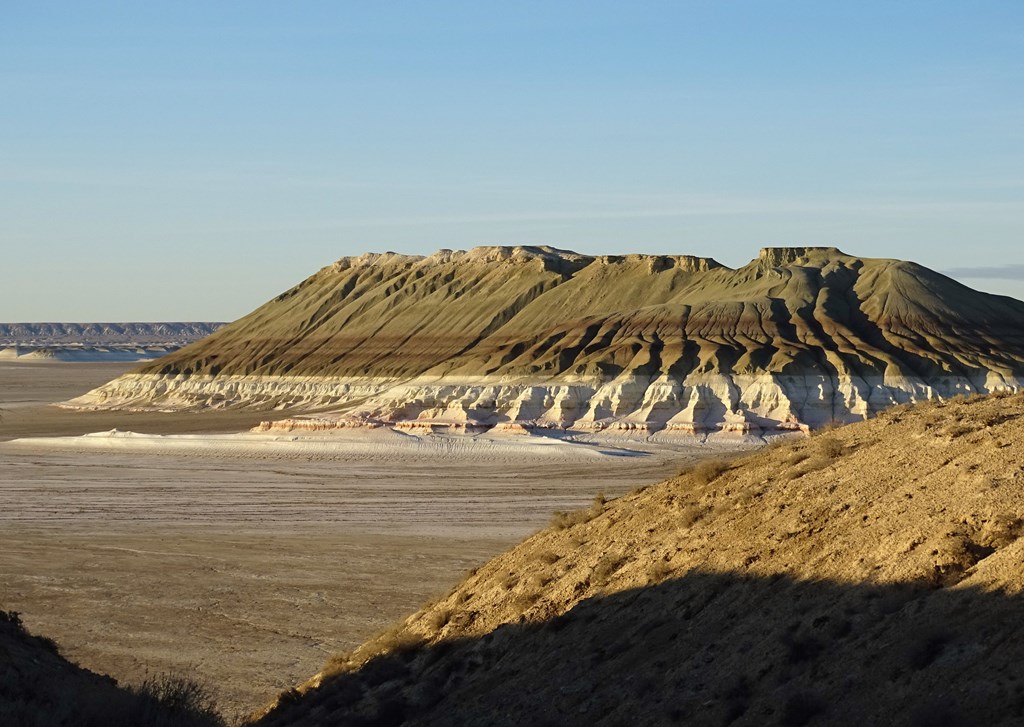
693;458;728;485
785;456;832;480
513;589;541;611
369;627;425;659
679;504;708;527
943;423;974;439
125;673;225;727
591;554;624;586
536;550;561;565
425;609;451;630
647;559;673;583
979;514;1024;548
321;652;354;677
550;493;607;530
0;610;22;626
816;436;844;458
275;686;303;706
787;451;810;467
501;573;519;590
529;571;552;589
566;533;586;547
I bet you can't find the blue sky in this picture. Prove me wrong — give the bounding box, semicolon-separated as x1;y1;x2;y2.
3;1;1023;321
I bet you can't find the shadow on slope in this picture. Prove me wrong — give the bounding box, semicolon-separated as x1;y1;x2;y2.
0;610;224;727
255;571;1024;727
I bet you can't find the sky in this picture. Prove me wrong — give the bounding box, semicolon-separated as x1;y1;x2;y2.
3;1;1024;321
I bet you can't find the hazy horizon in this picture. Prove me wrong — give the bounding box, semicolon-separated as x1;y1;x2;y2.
5;1;1024;320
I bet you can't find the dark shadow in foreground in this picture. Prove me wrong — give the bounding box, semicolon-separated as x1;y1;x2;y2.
0;610;223;727
255;570;1024;727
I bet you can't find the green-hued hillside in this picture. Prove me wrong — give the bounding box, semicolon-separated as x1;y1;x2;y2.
70;246;1024;432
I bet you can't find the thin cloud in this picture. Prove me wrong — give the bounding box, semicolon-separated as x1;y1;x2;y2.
944;264;1024;281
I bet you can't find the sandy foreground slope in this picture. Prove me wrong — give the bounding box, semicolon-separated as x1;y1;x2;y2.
254;390;1024;727
0;361;721;719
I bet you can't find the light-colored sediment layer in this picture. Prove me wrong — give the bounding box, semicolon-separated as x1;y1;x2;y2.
66;245;1024;431
2;426;672;462
69;370;1022;436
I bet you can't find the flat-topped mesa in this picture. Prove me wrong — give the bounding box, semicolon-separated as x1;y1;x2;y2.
758;246;849;267
67;245;1024;435
330;246;723;275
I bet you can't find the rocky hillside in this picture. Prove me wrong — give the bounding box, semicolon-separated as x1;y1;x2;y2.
67;246;1024;434
0;610;223;727
253;391;1024;726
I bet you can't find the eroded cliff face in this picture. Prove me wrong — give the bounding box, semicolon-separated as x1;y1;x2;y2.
66;246;1024;435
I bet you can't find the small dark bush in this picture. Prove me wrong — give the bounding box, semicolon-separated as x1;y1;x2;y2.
536;550;561;565
121;673;225;727
816;436;844;458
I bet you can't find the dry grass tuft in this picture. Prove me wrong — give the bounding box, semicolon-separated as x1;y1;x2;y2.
816;436;845;459
529;571;552;589
551;493;607;530
646;559;674;583
591;554;624;586
787;451;810;467
535;550;561;565
943;423;974;439
692;458;728;485
679;504;709;527
512;589;541;611
425;609;451;631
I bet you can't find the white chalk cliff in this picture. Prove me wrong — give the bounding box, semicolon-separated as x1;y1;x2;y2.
66;246;1024;435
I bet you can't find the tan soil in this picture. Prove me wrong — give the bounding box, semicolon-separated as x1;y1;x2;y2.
0;362;699;720
255;390;1024;726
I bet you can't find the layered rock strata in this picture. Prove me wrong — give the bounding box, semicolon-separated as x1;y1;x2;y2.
66;246;1024;435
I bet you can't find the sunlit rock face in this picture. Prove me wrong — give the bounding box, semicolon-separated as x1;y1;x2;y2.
66;245;1024;435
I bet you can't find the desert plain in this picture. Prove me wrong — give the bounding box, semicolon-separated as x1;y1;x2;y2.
0;359;721;719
